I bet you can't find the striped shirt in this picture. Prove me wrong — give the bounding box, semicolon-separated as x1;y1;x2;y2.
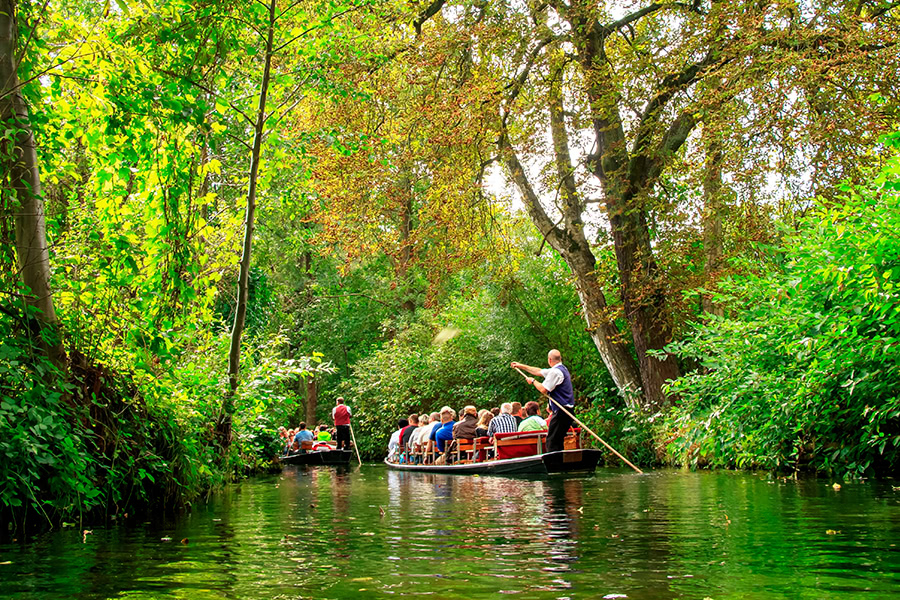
487;413;518;437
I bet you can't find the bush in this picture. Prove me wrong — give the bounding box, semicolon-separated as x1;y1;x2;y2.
664;136;900;477
0;298;326;532
339;306;533;459
0;311;99;526
576;391;661;467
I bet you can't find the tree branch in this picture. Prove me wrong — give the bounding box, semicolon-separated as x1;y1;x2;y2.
642;109;696;187
153;66;256;126
631;49;720;158
273;5;361;54
413;0;447;35
548;67;583;232
498;123;564;247
504;34;557;108
601;2;664;34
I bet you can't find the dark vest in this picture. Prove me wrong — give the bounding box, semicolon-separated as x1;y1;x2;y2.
548;364;574;411
333;404;350;426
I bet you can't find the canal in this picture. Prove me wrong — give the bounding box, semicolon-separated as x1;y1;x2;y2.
2;467;898;599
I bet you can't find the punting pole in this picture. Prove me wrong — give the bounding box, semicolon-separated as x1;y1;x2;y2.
514;366;644;474
349;422;363;466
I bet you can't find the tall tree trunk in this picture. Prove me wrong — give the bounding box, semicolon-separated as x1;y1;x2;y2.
289;248;313;425
701;125;725;318
199;135;211;223
564;8;681;409
221;0;277;445
304;376;317;426
606;189;679;409
546;79;644;405
0;1;65;371
398;176;415;312
500;127;643;405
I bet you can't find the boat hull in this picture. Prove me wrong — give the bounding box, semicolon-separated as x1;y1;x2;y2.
279;449;353;466
383;449;603;476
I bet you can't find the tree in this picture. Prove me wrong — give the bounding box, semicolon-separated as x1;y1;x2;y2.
0;0;65;370
498;52;644;404
228;0;278;401
306;7;507;318
556;0;899;406
421;0;900;409
138;0;367;444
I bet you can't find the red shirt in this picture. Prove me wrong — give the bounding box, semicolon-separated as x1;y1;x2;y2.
333;404;351;426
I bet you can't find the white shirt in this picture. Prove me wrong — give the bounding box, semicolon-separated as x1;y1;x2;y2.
388;429;401;456
540;364;565;392
412;423;433;447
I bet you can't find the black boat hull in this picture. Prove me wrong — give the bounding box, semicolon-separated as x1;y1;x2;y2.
383;449;602;475
279;449;353;466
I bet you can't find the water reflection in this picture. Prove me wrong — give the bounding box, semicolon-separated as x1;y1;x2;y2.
1;468;898;599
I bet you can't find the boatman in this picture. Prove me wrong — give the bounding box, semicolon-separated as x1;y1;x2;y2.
332;397;352;451
510;349;574;453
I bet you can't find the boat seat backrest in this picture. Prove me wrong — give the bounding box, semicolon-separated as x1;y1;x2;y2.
493;430;547;442
494;431;546;460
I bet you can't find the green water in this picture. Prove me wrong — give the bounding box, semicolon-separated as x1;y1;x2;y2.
2;467;898;599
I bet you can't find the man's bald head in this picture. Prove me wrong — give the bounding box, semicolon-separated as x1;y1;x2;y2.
548;349;562;365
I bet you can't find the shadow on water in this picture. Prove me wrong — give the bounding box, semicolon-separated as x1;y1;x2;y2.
0;467;898;599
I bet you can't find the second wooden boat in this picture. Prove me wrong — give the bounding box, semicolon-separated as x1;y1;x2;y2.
279;439;354;466
279;449;353;466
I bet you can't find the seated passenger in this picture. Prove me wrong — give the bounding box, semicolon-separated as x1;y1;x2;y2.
414;413;438;446
474;409;493;438
487;402;518;440
409;413;435;462
453;405;478;440
413;412;438;461
517;401;547;432
433;407;456;453
316;425;332;441
425;408;450;458
401;413;419;452
387;418;409;460
429;409;445;440
278;426;290;453
293;422;314;449
511;401;524;425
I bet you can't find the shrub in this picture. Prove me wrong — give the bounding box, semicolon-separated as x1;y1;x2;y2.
664;136;900;477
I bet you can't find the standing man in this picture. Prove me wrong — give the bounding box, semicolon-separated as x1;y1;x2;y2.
332;397;352;451
510;349;575;453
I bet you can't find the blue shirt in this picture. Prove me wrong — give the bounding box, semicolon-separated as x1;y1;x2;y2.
293;430;314;445
435;421;456;452
429;421;442;441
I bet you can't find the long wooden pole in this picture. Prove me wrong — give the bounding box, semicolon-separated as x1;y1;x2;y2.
514;366;644;474
349;423;363;466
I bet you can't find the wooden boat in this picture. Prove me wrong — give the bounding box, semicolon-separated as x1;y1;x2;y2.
383;429;603;476
279;441;353;466
384;448;602;475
